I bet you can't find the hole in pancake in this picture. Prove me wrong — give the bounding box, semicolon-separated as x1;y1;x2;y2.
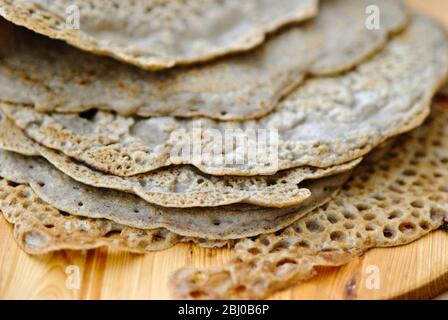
104;230;122;238
330;231;346;242
363;213;376;221
388;209;403;220
248;247;261;255
79;109;98;121
327;213;339;224
399;222;416;235
383;226;396;239
305;220;323;233
410;200;424;208
275;258;297;268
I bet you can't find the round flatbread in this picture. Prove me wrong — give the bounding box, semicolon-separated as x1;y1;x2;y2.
0;111;359;208
0;149;351;240
0;0;318;70
171;103;448;299
0;0;408;120
3;15;446;177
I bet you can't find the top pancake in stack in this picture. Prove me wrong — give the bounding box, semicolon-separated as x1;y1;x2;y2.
0;0;407;120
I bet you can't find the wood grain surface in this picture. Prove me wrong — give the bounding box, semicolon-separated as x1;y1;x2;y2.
0;0;448;300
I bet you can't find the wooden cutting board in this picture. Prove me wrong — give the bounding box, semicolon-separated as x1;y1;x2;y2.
0;0;448;300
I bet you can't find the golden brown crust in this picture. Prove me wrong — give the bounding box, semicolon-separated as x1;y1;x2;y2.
0;179;182;254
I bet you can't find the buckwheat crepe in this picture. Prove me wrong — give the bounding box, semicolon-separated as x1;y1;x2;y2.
0;178;184;254
3;15;446;178
0;0;408;120
0;178;233;255
0;149;352;240
0;0;318;70
0;111;360;208
171;103;448;299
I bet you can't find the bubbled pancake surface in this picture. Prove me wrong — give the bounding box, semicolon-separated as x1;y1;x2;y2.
0;0;408;120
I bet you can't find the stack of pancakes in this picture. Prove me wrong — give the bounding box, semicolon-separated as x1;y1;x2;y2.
0;0;447;299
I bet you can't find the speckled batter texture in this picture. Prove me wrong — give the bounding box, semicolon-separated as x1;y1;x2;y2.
0;111;360;208
0;179;230;255
0;0;318;70
171;104;448;299
3;15;446;177
0;0;408;120
0;149;351;240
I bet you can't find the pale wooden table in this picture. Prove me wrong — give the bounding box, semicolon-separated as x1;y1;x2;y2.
0;0;447;300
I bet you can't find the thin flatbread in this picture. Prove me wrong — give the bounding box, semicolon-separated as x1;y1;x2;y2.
0;179;229;255
3;15;446;177
0;149;351;240
0;0;408;120
0;0;318;70
0;111;360;208
171;103;448;300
